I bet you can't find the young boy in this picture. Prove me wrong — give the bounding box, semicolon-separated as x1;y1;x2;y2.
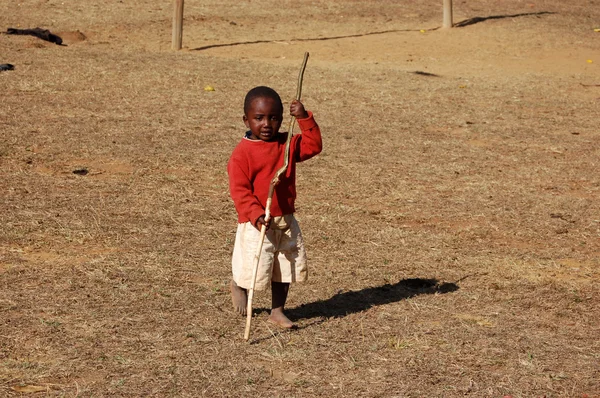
227;86;322;329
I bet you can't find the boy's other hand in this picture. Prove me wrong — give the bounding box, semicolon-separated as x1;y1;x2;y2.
290;100;309;119
255;216;270;231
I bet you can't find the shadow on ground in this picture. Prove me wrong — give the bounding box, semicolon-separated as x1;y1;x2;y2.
455;11;554;27
192;12;554;51
191;28;416;51
288;278;458;321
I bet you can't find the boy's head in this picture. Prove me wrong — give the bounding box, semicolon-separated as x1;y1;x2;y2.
243;86;284;141
244;86;283;115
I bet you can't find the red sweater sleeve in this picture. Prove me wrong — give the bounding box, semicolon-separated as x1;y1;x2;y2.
294;111;323;162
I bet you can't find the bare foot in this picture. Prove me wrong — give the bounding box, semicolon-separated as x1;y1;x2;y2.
268;309;295;329
230;280;247;316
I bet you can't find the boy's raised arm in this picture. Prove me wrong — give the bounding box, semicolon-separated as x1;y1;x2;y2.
294;111;322;162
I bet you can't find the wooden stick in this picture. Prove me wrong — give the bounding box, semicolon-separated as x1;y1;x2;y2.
244;52;310;341
443;0;453;29
172;0;184;50
272;52;310;184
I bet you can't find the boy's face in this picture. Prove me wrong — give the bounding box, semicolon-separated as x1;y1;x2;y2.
243;97;283;141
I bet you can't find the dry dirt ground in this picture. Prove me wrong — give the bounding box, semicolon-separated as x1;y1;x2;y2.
1;0;599;397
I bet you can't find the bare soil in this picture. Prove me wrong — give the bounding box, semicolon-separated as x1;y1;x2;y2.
1;0;599;397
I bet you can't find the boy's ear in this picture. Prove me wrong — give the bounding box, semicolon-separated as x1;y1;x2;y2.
242;115;249;128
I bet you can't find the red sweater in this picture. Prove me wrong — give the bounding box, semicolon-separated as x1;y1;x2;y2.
227;112;322;225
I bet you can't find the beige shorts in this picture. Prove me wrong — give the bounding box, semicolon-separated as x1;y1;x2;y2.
232;214;308;291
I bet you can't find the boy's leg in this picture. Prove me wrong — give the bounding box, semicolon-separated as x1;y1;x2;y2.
231;221;275;316
230;280;247;316
269;281;294;329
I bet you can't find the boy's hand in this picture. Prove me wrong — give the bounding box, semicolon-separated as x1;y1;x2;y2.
255;215;270;231
290;100;309;119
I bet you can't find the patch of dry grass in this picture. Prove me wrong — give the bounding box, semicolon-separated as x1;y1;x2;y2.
1;0;599;396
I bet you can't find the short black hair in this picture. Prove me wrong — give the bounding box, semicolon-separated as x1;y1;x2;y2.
244;86;283;115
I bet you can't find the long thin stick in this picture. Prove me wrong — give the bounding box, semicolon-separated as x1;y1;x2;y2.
244;52;310;341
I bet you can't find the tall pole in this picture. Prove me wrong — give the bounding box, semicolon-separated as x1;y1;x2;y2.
443;0;453;29
172;0;184;50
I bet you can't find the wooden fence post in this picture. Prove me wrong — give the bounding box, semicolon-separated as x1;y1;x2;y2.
443;0;453;28
172;0;184;50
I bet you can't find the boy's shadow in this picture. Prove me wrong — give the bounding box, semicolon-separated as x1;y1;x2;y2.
286;278;459;322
